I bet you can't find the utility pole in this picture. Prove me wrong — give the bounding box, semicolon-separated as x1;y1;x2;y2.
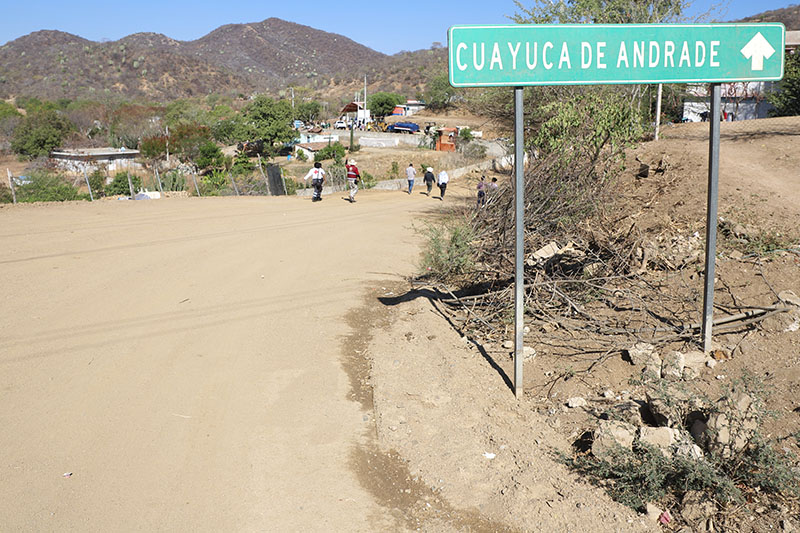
291;87;295;109
165;125;170;165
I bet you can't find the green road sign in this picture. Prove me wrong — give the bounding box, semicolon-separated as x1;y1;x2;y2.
448;24;785;87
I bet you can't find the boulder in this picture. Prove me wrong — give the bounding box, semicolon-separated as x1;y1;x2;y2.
608;401;645;426
532;242;560;260
592;420;636;460
661;351;685;381
639;426;678;456
567;397;587;408
643;352;663;380
626;342;656;366
646;502;662;522
682;350;709;380
707;392;758;457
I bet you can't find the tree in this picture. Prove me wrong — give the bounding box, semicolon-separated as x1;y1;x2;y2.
109;104;163;149
11;110;73;159
512;0;688;24
768;51;800;117
424;73;457;111
295;101;322;123
64;100;107;139
237;95;294;154
170;123;214;164
368;92;404;117
139;135;168;161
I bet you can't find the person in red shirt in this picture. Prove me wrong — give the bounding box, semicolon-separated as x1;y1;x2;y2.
345;159;360;203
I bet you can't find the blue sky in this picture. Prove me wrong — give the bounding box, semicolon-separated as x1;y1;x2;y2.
0;1;795;54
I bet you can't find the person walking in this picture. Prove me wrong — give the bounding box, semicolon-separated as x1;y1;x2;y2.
423;167;436;196
303;161;326;202
476;175;486;207
437;169;449;201
345;159;360;203
405;163;416;194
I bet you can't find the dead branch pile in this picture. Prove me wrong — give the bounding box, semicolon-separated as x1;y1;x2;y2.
419;151;790;354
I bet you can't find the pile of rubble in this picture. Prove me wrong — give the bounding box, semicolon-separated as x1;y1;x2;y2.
568;343;768;529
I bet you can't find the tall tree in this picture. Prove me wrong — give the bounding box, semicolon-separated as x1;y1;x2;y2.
11;110;73;159
368;92;404;117
768;51;800;117
237;95;294;153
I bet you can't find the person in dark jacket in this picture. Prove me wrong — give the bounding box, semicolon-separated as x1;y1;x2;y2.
423;167;436;196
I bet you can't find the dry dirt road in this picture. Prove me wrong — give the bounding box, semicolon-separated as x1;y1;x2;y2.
0;189;443;531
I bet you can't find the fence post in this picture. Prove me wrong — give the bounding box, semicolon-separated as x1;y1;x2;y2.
154;167;164;195
192;171;201;197
7;168;17;204
229;172;240;196
83;169;94;201
257;154;269;194
126;172;135;198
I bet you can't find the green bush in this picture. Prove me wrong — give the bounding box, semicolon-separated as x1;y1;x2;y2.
360;171;377;189
11;110;73;159
314;142;346;163
232;152;254;176
200;170;228;195
15;171;84;202
105;171;142;196
295;149;308;162
284;177;299;195
195;140;225;170
389;161;400;179
420;220;475;279
0;184;14;203
87;169;105;197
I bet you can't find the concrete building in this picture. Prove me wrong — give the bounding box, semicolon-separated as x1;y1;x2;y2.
50;147;141;174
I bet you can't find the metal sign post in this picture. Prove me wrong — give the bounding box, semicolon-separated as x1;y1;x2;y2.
83;169;94;201
514;87;525;399
448;23;785;396
701;84;722;352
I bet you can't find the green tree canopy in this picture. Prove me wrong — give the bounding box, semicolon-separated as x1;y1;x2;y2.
295;101;322;123
368;92;405;117
424;73;457;111
11;110;73;159
233;96;294;154
512;0;688;24
768;51;800;117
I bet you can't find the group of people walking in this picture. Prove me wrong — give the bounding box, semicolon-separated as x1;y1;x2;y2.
304;160;495;205
406;163;449;200
302;159;361;203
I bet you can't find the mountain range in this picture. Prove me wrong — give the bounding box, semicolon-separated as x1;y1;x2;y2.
0;18;446;102
0;7;796;103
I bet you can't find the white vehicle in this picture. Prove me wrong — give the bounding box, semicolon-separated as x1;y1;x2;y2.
334;120;348;129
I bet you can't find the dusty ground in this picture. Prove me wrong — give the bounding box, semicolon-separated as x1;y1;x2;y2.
0;116;798;532
365;117;800;532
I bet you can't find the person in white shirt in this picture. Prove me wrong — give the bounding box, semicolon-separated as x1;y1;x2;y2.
437;170;449;201
405;163;416;195
303;162;326;202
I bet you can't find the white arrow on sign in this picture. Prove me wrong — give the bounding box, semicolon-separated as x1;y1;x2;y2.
741;32;776;71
